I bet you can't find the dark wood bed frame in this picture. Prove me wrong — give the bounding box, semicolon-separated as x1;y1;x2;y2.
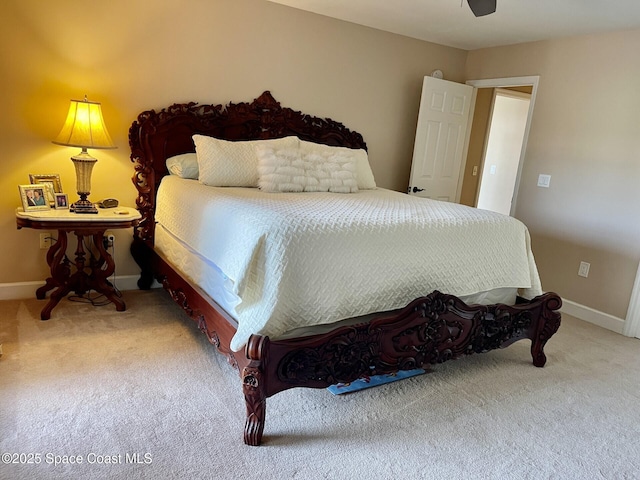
129;91;562;446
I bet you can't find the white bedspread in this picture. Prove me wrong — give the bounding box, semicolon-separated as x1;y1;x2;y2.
156;176;542;351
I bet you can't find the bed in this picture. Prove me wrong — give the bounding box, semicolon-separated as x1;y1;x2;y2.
129;91;562;446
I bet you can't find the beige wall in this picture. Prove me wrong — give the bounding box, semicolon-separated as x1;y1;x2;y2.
3;0;638;322
0;0;466;285
466;30;640;318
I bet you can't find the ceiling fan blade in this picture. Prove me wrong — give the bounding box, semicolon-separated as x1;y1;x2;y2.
467;0;497;17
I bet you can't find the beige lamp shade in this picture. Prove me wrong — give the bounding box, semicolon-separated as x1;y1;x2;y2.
52;97;116;149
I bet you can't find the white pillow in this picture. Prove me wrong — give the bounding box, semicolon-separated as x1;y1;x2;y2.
299;140;376;190
194;135;299;187
257;144;358;193
166;153;199;179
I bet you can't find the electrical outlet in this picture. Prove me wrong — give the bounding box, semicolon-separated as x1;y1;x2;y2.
40;233;52;249
578;261;590;278
103;231;115;249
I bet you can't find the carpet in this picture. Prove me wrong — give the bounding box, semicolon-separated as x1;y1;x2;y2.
1;289;640;480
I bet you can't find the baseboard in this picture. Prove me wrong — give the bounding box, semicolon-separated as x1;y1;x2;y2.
560;298;625;335
1;280;626;336
0;275;159;301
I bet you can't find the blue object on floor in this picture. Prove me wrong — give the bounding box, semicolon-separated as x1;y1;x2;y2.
327;369;426;395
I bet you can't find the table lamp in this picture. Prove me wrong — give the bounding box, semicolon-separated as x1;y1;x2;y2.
52;96;116;213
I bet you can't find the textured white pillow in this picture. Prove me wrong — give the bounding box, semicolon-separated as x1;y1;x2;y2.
299;140;376;189
194;135;299;187
257;144;359;193
166;153;199;179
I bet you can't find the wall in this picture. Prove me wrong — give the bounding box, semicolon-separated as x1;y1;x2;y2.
466;30;640;319
0;0;467;287
4;0;637;324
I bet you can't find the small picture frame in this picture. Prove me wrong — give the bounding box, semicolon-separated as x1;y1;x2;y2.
19;184;51;211
29;174;63;206
54;193;69;210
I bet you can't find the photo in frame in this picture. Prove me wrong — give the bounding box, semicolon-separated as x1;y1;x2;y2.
29;174;63;206
18;184;51;211
54;193;69;210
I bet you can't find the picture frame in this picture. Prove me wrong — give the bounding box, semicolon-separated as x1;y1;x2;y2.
54;193;69;210
29;174;63;206
19;184;51;211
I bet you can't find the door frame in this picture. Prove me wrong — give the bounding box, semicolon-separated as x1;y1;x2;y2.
465;76;540;216
623;261;640;337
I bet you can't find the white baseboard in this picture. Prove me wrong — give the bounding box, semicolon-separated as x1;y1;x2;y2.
560;298;625;335
1;279;627;337
0;275;155;301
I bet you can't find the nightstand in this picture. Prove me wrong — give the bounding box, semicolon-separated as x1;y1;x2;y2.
16;207;141;320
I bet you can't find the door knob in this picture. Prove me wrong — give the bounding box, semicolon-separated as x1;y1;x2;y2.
412;186;425;193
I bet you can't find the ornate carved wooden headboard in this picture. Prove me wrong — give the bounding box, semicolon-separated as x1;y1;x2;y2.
129;91;367;244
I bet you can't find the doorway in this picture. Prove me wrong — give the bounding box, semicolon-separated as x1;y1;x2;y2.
475;88;531;215
460;76;539;216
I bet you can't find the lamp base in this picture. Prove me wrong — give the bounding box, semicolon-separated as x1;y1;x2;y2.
69;151;98;214
71;198;98;214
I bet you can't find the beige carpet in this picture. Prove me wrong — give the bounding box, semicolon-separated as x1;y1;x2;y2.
1;289;640;480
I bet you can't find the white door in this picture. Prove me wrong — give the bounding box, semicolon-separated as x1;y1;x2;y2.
408;76;474;201
476;89;531;215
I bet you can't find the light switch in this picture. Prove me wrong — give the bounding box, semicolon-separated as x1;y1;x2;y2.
537;174;551;188
489;165;497;175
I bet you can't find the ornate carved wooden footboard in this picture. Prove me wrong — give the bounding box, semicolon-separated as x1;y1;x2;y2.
241;290;561;445
129;91;562;446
